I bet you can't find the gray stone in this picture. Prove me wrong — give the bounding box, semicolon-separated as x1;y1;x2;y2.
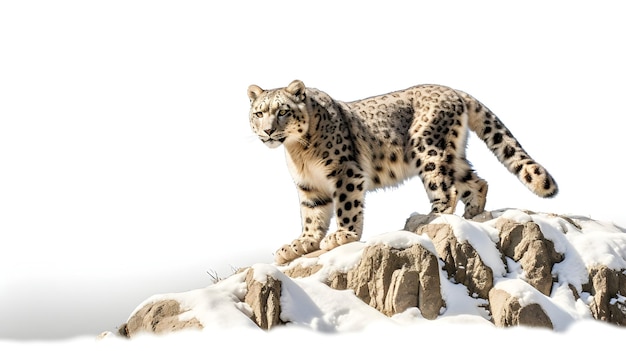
412;222;494;299
345;243;444;319
119;299;202;337
497;219;563;296
586;265;626;326
244;268;283;330
117;210;626;338
489;288;554;329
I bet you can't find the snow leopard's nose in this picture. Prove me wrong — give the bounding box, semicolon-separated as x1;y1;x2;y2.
264;128;275;136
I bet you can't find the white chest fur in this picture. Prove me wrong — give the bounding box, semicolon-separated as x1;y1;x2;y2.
284;149;333;194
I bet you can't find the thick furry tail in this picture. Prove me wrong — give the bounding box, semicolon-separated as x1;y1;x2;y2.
457;90;558;198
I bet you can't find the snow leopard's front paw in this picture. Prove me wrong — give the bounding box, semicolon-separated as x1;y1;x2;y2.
320;229;360;251
274;238;320;265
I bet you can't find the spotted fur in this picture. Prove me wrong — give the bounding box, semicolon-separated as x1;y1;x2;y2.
248;80;558;264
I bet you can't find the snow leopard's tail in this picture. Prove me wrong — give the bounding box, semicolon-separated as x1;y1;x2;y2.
457;90;558;198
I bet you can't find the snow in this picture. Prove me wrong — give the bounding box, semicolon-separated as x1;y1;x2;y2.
566;222;626;270
497;209;535;224
128;271;256;331
366;230;437;253
316;241;367;273
5;210;624;351
2;0;626;349
531;215;590;291
7;321;621;351
280;275;390;332
81;209;626;348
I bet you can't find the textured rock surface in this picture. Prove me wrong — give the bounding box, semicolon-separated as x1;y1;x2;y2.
496;218;563;296
489;288;553;328
118;210;626;337
413;222;494;299
244;268;283;330
344;243;444;319
119;299;202;337
586;265;626;325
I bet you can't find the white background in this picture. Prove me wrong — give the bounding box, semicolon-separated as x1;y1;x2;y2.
1;0;624;340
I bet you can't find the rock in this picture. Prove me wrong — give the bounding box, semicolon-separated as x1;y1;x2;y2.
497;219;563;296
244;268;283;330
119;299;202;337
586;265;626;325
283;263;322;278
412;222;493;299
327;271;349;290
403;213;439;232
116;209;626;337
280;240;444;319
489;288;553;329
344;243;444;319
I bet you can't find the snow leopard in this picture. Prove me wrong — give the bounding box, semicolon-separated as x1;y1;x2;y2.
247;80;558;264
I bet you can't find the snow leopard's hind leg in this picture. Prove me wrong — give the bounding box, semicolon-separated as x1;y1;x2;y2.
453;160;488;219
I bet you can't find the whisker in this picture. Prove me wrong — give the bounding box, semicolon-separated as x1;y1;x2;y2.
243;134;261;144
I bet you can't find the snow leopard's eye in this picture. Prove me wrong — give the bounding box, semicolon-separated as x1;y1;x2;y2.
254;112;264;118
277;108;289;117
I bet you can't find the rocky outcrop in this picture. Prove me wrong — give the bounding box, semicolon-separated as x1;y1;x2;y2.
117;209;626;337
119;299;202;337
496;218;564;296
244;268;283;330
412;222;494;299
488;288;553;328
344;242;444;319
586;265;626;325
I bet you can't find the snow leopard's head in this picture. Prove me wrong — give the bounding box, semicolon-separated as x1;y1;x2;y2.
247;80;309;149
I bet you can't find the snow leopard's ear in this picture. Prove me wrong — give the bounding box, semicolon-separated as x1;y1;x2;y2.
285;80;306;102
247;84;264;104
